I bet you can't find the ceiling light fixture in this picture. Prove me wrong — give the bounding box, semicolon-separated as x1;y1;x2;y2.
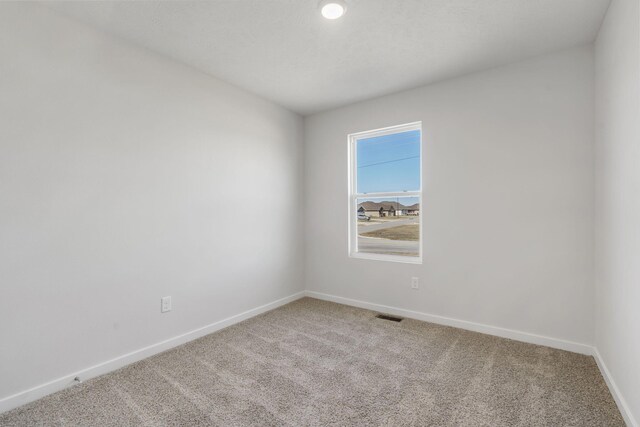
319;0;347;20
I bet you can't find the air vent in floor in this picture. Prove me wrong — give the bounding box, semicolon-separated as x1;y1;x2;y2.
375;314;403;322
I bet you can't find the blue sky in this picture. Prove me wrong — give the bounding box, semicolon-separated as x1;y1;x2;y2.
356;129;420;194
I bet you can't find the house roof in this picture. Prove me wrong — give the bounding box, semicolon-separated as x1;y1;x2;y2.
358;201;420;211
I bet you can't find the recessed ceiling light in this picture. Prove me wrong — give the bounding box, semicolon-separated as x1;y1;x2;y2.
319;0;347;20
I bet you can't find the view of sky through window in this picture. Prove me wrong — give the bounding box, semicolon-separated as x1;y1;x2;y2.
356;129;420;194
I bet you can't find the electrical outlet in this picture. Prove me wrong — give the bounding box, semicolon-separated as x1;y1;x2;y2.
161;296;172;313
411;277;419;290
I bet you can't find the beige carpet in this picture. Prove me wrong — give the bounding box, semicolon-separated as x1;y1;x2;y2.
0;298;624;426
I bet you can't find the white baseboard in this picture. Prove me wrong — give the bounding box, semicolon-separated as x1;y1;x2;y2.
0;291;305;415
304;291;593;355
592;348;638;427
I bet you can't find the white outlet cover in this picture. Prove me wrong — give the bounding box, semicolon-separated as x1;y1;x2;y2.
161;296;172;313
411;277;419;289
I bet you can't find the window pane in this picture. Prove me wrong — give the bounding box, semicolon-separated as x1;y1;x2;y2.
356;196;420;257
356;129;420;194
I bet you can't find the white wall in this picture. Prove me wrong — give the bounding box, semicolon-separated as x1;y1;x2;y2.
594;0;640;424
305;46;595;348
0;3;304;404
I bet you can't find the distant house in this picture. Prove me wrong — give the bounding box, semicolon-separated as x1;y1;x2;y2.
404;203;420;216
358;201;418;217
358;202;395;217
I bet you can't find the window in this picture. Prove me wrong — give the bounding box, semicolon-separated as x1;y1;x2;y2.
348;122;422;263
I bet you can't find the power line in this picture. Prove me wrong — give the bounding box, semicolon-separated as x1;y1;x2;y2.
357;155;420;169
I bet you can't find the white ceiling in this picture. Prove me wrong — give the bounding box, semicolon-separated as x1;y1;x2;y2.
45;0;611;115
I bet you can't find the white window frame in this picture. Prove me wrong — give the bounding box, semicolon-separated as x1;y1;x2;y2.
348;122;423;264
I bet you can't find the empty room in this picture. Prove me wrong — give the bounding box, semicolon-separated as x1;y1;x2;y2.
0;0;638;425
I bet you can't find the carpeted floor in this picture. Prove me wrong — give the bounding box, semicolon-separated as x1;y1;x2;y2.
0;297;624;426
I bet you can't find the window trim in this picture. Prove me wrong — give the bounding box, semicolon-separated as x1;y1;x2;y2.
348;122;423;264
